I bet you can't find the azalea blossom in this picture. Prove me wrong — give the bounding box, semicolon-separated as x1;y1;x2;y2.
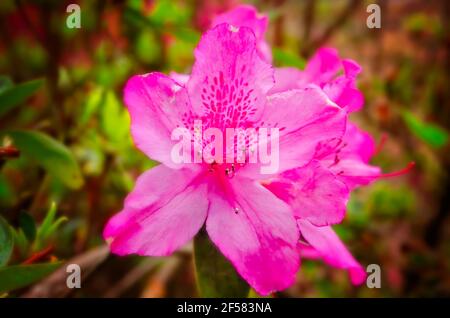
103;23;347;295
200;5;377;285
263;45;413;284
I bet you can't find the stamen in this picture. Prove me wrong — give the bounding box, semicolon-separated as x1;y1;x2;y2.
225;164;236;178
377;162;415;178
374;133;388;156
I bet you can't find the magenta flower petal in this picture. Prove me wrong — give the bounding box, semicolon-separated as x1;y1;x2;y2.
187;23;274;123
211;4;271;62
269;48;364;112
303;47;341;84
265;160;349;226
169;71;189;86
103;165;208;256
241;86;347;178
298;219;367;285
268;67;305;94
124;73;194;168
206;177;300;295
318;123;381;190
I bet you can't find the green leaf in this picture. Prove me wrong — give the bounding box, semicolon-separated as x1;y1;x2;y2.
0;78;44;117
37;202;57;240
12;228;29;258
402;111;449;148
0;76;13;94
0;216;14;266
35;203;68;251
194;229;250;298
0;262;62;293
19;212;36;242
1;130;84;189
273;48;306;69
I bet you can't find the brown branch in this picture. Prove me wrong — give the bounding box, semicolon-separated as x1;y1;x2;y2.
301;0;316;53
21;245;110;298
305;0;361;55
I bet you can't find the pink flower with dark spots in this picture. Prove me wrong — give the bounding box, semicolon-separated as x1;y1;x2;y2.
103;23;346;295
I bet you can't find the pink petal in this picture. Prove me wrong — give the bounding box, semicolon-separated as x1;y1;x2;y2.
124;73;194;168
322;59;364;112
341;123;377;162
342;59;362;78
206;177;300;295
244;86;346;177
318;123;381;190
268;67;306;95
169;71;189;85
187;23;274;126
104;165;208;256
240;86;347;178
298;220;367;285
304;47;341;84
211;4;271;62
265;160;349;226
269;49;364;112
323;76;364;112
331;160;381;190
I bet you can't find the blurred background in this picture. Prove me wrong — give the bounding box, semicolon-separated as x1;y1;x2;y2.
0;0;449;297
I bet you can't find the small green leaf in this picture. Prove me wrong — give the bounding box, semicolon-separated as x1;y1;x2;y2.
12;228;29;258
0;262;62;293
194;229;250;298
0;78;44;117
0;216;14;266
2;130;84;189
19;212;36;242
402;111;449;148
35;203;68;251
37;202;57;240
0;76;13;94
273;48;306;69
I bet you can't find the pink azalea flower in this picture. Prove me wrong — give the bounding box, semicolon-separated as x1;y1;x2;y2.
204;5;374;284
103;23;347;295
264;47;413;284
